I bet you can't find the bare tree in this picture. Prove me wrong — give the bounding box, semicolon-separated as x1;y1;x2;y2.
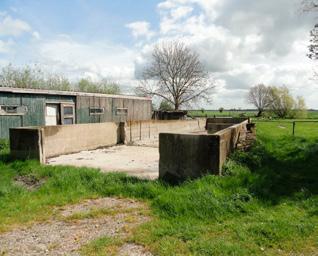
301;0;318;12
301;1;318;61
136;41;214;110
247;84;271;117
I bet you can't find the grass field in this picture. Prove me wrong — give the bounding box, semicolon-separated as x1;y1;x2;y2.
188;109;318;119
0;121;317;255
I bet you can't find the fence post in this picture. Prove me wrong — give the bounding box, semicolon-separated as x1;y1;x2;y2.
292;121;296;136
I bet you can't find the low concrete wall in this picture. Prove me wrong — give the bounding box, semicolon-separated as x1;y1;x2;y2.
206;117;249;124
159;119;248;182
10;119;206;163
10;122;121;163
10;128;44;162
215;120;248;169
43;122;120;158
125;119;206;143
159;133;220;183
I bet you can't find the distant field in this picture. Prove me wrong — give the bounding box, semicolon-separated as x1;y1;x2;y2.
188;110;318;119
255;120;318;138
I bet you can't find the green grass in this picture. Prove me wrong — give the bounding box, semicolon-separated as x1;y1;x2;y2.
0;122;317;255
188;109;318;119
188;110;257;118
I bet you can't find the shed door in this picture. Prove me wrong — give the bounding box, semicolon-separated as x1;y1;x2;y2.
45;104;60;125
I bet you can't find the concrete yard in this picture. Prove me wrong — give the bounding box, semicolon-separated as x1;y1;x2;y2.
47;145;159;180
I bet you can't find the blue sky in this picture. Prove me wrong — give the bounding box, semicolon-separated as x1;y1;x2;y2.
0;0;317;108
0;0;160;44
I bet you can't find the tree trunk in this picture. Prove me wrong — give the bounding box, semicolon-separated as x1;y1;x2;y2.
174;100;179;110
256;109;263;117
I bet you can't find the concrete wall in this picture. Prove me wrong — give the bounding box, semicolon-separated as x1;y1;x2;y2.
206;117;249;124
42;122;120;159
159;133;220;183
125;119;206;143
10;119;206;163
215;120;248;169
10;128;44;162
159;119;249;183
10;122;121;163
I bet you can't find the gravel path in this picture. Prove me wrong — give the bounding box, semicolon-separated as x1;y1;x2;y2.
0;198;152;256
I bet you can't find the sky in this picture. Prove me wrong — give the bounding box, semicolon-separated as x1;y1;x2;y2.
0;0;317;109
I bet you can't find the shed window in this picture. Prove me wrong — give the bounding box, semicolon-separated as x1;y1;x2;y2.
116;107;128;116
89;107;104;115
63;118;74;125
63;106;74;116
0;105;28;115
61;104;75;125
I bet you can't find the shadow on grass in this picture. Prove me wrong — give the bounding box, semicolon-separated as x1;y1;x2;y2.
233;136;318;202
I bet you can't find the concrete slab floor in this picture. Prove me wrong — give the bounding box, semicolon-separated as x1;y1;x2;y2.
47;145;159;180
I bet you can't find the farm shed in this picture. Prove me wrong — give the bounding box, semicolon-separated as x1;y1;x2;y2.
0;87;152;139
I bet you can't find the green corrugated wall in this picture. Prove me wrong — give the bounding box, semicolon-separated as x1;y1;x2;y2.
0;92;152;139
76;96;152;124
0;93;74;139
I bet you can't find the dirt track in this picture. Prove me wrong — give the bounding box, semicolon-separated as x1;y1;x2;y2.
0;197;152;256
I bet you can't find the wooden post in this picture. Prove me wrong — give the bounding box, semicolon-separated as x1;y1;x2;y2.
130;121;132;142
292;121;296;136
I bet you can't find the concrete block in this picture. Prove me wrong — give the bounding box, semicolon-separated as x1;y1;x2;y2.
10;128;44;162
159;133;220;183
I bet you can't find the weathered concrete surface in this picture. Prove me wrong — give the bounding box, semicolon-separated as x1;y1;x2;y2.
10;119;206;162
43;122;120;158
206;123;233;134
159;133;219;183
48;145;159;180
206;117;249;124
215;120;248;169
125;119;206;145
10;122;121;163
159;119;249;182
10;128;44;162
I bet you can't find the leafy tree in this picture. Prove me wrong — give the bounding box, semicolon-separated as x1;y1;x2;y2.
77;78;121;94
159;100;174;111
247;84;272;117
0;64;71;91
0;64;121;95
136;41;214;110
268;86;296;118
294;96;308;118
218;107;224;113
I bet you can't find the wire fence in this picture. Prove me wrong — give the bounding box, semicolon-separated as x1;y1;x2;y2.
291;121;318;136
255;120;318;136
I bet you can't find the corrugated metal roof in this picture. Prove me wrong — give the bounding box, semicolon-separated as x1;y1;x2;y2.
0;87;151;101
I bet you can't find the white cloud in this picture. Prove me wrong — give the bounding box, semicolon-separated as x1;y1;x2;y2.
32;31;41;40
0;15;31;36
37;36;137;82
131;0;318;108
126;21;155;39
171;6;193;19
0;39;14;54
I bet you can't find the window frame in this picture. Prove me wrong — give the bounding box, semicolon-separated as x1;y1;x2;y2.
61;104;75;125
0;105;28;116
116;107;128;116
89;107;105;116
